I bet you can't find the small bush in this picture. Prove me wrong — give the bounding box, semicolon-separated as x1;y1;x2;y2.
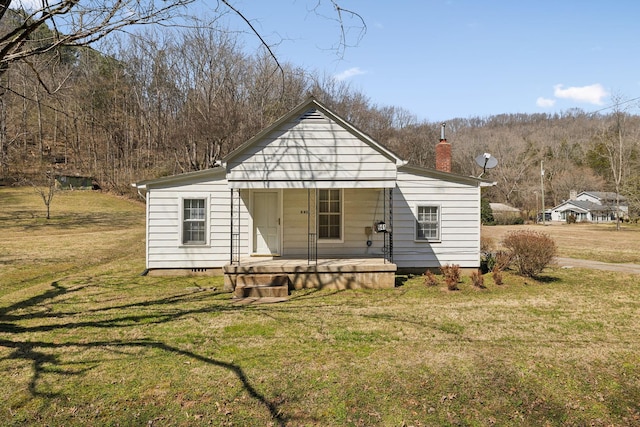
494;250;513;271
471;269;485;289
512;216;525;225
567;214;577;224
492;266;503;285
493;215;525;225
481;197;494;225
423;270;439;287
481;249;513;273
441;264;461;291
501;230;557;277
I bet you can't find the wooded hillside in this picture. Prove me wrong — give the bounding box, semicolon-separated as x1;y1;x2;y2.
1;18;638;218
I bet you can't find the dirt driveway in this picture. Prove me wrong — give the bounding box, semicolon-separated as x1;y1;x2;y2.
555;257;640;274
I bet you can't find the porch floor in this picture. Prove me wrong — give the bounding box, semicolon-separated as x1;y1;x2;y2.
223;257;397;291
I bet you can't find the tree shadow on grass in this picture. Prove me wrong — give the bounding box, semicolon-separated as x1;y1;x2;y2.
17;211;143;232
0;337;287;425
533;275;561;284
0;281;290;426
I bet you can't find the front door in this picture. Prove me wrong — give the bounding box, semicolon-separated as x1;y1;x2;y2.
253;191;280;255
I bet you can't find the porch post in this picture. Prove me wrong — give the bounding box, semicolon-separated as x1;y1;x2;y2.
230;188;240;265
307;188;317;265
388;186;394;263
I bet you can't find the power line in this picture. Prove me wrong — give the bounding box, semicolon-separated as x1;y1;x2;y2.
590;96;640;115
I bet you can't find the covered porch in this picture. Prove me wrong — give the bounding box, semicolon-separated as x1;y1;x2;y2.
222;99;404;291
223;257;397;293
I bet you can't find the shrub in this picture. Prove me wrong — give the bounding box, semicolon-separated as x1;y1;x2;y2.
441;264;461;291
494;250;513;271
512;216;525;225
471;269;485;289
481;197;494;225
501;230;557;277
481;249;513;274
423;270;439;287
567;214;577;224
492;266;504;285
493;215;525;225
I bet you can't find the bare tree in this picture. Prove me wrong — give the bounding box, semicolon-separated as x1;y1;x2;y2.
20;167;56;219
0;0;198;77
590;96;639;229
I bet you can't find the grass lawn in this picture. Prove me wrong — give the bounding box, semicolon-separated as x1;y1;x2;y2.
1;187;639;426
482;222;640;264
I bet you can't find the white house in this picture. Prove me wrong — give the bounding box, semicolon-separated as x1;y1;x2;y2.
133;98;491;291
550;191;628;222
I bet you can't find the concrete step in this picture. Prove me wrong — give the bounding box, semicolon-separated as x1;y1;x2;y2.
234;274;289;287
233;274;290;299
236;285;289;298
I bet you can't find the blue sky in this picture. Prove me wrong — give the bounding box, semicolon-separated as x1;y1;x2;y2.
215;1;640;122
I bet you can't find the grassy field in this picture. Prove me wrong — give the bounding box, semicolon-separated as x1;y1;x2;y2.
1;187;639;426
482;222;640;264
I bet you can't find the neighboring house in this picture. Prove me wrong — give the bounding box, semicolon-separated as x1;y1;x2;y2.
133;98;492;291
551;191;628;222
489;203;521;223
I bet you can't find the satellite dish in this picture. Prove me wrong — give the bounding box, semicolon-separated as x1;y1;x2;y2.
475;153;498;177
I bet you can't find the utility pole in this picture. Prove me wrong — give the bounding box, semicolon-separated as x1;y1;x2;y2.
541;160;545;225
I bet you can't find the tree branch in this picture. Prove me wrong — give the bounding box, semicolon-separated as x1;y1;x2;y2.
0;0;196;73
219;0;285;96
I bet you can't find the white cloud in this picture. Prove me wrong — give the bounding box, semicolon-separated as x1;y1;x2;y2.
334;67;366;81
553;83;609;105
536;97;556;108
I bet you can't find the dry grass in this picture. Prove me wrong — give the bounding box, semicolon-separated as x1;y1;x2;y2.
1;188;639;426
482;222;640;264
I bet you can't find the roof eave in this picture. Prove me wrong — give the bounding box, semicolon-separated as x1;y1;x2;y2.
131;167;226;189
399;164;495;187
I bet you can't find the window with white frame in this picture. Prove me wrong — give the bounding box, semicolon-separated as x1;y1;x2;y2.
416;205;440;241
182;198;206;245
318;189;341;239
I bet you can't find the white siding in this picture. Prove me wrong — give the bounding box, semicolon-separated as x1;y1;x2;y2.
227;109;397;188
393;170;481;269
144;171;481;269
146;174;249;269
281;188;389;257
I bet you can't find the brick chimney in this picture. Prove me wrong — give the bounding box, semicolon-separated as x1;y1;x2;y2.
435;123;451;173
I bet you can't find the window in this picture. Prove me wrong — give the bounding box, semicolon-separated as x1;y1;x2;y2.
416;205;440;241
318;189;341;239
182;198;206;245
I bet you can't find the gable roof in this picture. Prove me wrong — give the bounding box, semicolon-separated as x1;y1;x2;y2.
223;97;404;166
577;191;627;203
490;203;520;213
223;97;405;189
552;199;614;213
132;96;493;191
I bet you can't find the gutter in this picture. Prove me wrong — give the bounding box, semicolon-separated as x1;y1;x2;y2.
131;183;147;202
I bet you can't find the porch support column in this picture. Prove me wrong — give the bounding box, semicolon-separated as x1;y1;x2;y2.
388;186;393;263
307;188;317;265
230;188;240;265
